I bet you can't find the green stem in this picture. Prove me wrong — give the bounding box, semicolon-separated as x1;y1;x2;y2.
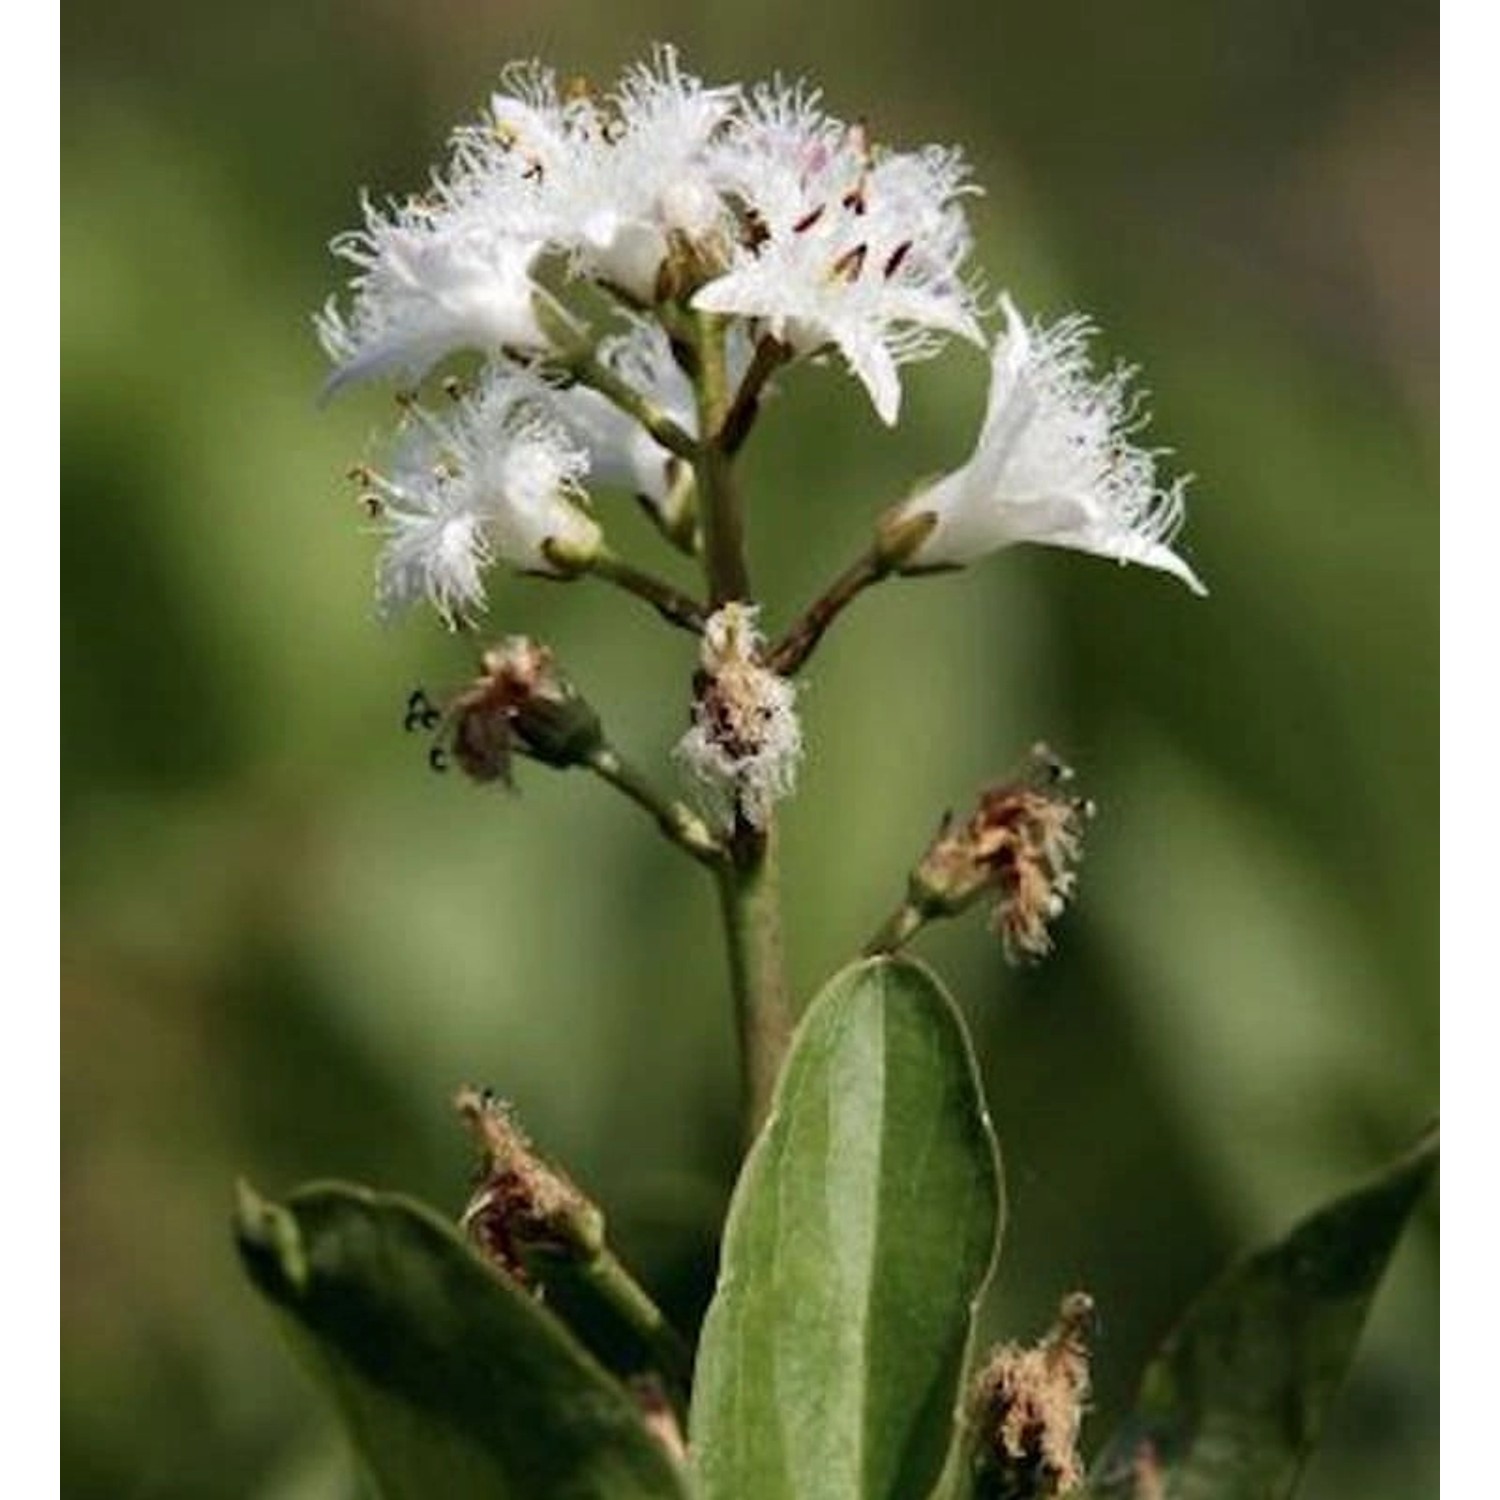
563;345;698;462
720;334;789;457
863;899;930;956
584;746;726;869
634;461;700;558
692;311;751;605
715;827;793;1141
587;549;706;633
691;309;793;1142
574;1247;694;1400
768;547;890;675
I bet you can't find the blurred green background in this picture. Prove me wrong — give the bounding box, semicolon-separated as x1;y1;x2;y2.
62;1;1436;1495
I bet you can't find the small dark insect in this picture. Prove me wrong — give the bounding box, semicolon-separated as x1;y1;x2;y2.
428;744;450;773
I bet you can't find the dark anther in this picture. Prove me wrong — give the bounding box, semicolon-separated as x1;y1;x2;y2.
428;744;450;773
883;241;913;279
793;204;826;235
830;243;868;282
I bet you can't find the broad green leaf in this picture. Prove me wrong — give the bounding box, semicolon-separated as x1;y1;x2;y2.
235;1181;691;1500
690;956;1004;1500
1090;1125;1437;1500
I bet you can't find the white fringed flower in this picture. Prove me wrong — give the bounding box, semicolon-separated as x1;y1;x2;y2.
317;193;552;395
319;49;732;394
694;82;983;425
365;376;598;624
462;47;736;302
894;296;1204;592
676;604;802;828
569;46;737;296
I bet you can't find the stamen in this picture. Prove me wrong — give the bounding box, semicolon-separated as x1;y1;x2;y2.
829;243;868;282
882;241;913;279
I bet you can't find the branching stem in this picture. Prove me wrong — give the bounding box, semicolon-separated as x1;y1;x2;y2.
563;346;698;462
769;547;890;675
720;335;789;457
587;550;706;633
863;899;932;956
584;745;726;869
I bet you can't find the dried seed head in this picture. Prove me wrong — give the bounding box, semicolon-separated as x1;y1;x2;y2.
455;1086;604;1284
676;603;801;828
912;745;1092;962
970;1291;1095;1499
427;636;604;784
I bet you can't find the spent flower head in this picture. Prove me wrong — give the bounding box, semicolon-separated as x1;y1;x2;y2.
677;603;802;830
909;745;1093;962
455;1086;605;1285
970;1292;1095;1498
418;637;604;783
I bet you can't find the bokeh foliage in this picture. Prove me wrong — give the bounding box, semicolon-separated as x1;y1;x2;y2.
63;1;1435;1496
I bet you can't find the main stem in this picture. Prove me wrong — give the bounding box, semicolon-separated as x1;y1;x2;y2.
692;310;793;1143
714;826;791;1141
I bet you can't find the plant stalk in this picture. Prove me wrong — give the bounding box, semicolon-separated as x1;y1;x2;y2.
692;310;793;1142
573;1247;694;1400
769;547;889;675
863;899;929;956
692;312;752;605
584;746;725;868
714;825;793;1141
563;344;698;462
587;549;706;633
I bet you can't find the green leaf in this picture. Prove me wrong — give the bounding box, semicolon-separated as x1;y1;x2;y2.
1090;1125;1437;1500
690;955;1004;1500
235;1181;691;1500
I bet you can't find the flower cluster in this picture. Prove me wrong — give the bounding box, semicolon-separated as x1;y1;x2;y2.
321;46;1202;836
